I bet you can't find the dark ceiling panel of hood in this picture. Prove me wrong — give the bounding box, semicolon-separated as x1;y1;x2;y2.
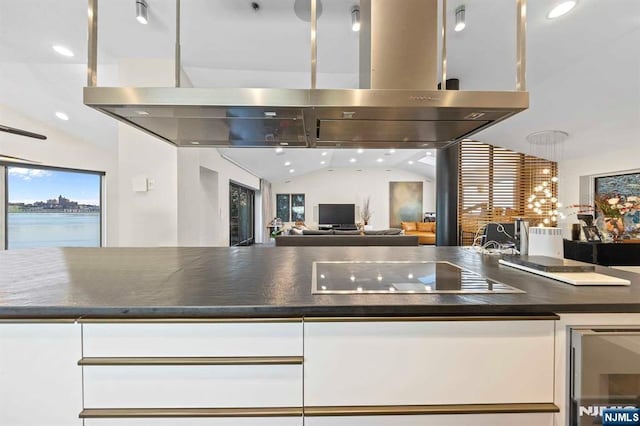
317;119;489;146
84;87;528;148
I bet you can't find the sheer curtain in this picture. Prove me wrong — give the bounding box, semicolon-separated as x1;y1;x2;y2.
260;179;273;243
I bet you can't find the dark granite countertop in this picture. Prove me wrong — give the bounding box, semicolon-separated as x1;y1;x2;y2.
0;246;639;319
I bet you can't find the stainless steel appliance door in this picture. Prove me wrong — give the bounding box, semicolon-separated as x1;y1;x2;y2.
571;329;640;426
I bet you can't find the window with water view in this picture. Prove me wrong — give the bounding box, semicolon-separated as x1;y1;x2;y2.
6;166;102;249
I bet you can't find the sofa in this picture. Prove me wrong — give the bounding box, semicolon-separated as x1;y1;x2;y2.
275;228;419;246
401;221;436;245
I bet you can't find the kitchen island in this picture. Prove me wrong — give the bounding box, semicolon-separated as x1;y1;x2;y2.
1;246;639;426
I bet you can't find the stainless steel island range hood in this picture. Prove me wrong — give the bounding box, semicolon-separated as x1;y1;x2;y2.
84;0;529;149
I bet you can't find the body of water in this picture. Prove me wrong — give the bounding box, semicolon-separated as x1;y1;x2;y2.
7;213;100;249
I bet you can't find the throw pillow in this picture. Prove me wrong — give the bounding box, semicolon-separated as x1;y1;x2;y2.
401;221;417;232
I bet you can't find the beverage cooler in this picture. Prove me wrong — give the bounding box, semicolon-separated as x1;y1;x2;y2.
571;328;640;425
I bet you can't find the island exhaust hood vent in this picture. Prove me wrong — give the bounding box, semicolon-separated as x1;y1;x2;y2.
83;0;529;149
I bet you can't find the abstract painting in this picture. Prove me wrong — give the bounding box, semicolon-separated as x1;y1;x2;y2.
389;181;423;228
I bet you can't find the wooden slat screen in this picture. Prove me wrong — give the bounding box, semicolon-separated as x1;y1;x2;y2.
458;141;557;246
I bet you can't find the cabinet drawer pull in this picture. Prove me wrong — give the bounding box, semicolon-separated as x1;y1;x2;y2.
78;356;303;366
80;407;303;418
304;403;560;416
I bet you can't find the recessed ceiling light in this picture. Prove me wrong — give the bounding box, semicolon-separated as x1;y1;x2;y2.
349;158;357;163
135;110;149;115
357;148;364;154
190;141;200;145
426;152;433;156
275;147;284;154
55;111;69;121
547;1;577;19
52;45;74;57
289;168;295;173
376;158;383;163
321;151;328;156
284;161;291;166
388;148;396;154
320;160;326;165
408;160;414;165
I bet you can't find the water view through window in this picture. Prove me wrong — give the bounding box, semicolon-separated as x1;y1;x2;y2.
6;166;102;249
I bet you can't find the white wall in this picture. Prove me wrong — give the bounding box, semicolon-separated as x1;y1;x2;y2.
272;168;435;230
0;104;118;245
178;149;260;247
558;145;640;208
558;145;640;237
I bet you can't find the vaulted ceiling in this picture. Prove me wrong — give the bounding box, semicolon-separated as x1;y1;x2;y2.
1;0;638;181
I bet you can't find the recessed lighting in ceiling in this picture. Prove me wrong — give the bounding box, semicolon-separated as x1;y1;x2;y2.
376;158;383;163
357;148;364;154
275;147;284;154
351;6;361;32
289;168;295;173
55;111;69;121
349;158;356;163
454;5;466;32
190;141;200;145
547;1;577;19
321;151;328;156
426;152;433;156
52;45;74;57
388;148;396;154
284;161;291;166
135;110;149;115
320;160;326;165
408;160;414;165
136;0;149;24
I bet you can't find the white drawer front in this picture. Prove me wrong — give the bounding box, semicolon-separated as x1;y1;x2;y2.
84;365;302;408
84;418;302;426
82;322;302;357
305;413;554;426
304;320;555;406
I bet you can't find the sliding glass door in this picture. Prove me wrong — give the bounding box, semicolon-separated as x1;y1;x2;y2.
229;182;255;246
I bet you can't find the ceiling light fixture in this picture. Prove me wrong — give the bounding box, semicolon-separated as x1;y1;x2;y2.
388;148;396;154
349;158;357;163
289;168;295;173
547;1;577;19
320;160;326;165
377;158;383;163
136;0;149;24
351;6;361;32
52;45;74;57
357;148;364;154
454;5;466;32
55;112;69;121
284;161;291;166
275;147;284;154
135;110;149;115
321;151;328;156
408;160;414;165
190;141;200;145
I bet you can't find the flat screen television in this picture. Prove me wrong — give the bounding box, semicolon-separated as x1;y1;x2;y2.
318;204;355;226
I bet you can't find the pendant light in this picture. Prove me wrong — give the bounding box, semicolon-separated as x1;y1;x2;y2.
454;5;466;32
351;6;361;32
136;0;148;25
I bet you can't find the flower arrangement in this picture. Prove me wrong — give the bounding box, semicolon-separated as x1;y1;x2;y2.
595;194;640;218
360;197;372;225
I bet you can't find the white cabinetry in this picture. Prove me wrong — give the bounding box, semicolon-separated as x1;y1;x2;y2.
304;320;555;406
80;320;304;423
0;322;82;426
305;413;554;426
